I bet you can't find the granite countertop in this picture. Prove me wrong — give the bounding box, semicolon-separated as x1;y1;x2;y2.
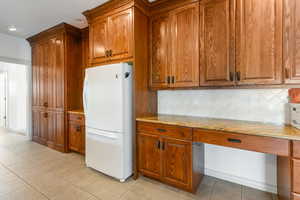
68;109;84;115
136;114;300;141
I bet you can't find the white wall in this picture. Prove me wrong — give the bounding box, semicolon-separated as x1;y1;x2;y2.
158;89;289;193
0;33;31;62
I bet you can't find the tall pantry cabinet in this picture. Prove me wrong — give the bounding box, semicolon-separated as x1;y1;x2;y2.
27;23;83;152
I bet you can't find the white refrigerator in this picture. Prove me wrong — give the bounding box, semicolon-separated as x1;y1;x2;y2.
83;63;132;182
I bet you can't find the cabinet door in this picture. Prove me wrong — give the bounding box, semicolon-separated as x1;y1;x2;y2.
55;111;65;151
90;18;109;64
47;35;64;111
236;0;283;85
32;44;40;108
107;8;133;61
138;133;162;179
150;14;171;89
162;138;192;189
283;0;300;83
32;110;48;145
68;121;82;152
200;0;235;86
46;111;65;152
170;3;199;88
32;42;48;108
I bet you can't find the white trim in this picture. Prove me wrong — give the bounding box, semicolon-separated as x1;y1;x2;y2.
205;168;277;194
0;56;31;66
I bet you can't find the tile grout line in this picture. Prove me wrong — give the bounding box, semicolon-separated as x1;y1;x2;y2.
0;161;51;200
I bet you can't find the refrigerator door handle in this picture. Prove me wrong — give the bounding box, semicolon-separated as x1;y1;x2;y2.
83;76;88;112
87;131;118;140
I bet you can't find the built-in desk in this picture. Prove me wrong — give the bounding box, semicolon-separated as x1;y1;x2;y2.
136;115;300;200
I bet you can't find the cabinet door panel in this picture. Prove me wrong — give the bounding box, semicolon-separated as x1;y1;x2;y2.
46;111;65;151
47;35;64;111
55;112;65;151
90;18;108;64
236;0;282;85
108;8;133;61
200;0;235;86
150;14;170;89
69;122;81;152
162;138;192;189
138;133;162;179
284;0;300;83
54;35;65;110
32;44;39;107
32;110;47;145
171;3;199;88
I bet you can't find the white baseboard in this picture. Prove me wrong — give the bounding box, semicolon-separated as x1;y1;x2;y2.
205;168;277;194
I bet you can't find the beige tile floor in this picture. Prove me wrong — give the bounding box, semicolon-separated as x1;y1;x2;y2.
0;128;278;200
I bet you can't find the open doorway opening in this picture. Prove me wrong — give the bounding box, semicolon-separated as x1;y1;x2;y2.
0;72;7;128
0;61;28;136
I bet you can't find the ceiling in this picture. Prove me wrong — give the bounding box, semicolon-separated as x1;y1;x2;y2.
0;0;111;38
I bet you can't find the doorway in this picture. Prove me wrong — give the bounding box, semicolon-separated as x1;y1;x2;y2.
0;72;7;128
0;61;28;136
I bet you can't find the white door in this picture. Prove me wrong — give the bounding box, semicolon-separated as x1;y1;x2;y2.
84;64;125;133
0;72;7;128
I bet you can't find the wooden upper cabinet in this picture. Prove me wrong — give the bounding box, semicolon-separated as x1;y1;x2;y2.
200;0;235;86
90;18;108;64
236;0;283;85
170;3;199;88
283;0;300;84
88;8;133;65
108;8;133;61
150;14;170;89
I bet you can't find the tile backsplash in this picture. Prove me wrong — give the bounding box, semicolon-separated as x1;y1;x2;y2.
158;89;290;125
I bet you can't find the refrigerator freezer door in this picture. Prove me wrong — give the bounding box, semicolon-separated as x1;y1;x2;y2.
84;64;125;133
85;128;129;180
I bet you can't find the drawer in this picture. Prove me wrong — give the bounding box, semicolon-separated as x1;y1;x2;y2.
193;129;290;156
68;113;85;125
293;159;300;193
293;193;300;200
293;141;300;159
137;121;192;140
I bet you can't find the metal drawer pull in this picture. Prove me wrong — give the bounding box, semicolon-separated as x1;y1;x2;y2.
227;138;242;143
157;128;167;133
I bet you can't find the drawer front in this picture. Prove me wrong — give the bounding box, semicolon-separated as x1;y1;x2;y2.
294;141;300;159
293;159;300;194
193;129;290;156
137;122;192;140
68;113;85;125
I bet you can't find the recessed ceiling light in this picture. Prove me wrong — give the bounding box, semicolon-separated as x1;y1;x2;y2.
8;26;17;32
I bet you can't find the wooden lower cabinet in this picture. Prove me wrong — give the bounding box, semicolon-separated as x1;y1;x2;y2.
68;112;85;154
32;109;48;145
162;138;192;189
138;133;161;179
137;122;204;192
32;109;66;152
293;159;300;194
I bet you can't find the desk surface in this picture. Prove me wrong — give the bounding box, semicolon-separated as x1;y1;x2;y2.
136;114;300;141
